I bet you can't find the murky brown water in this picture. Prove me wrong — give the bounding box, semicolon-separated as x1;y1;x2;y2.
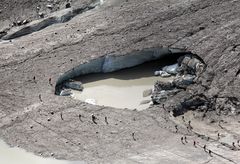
72;60;173;110
0;140;84;164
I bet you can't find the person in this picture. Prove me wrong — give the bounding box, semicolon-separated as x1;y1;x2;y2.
175;125;178;133
217;133;220;140
193;141;196;147
209;150;212;157
181;137;184;144
49;78;52;86
203;145;206;151
184;136;187;143
39;94;42;102
79;114;83;122
132;132;136;141
182;116;185;122
92;114;97;124
105;116;108;125
60;112;63;120
232;142;236;147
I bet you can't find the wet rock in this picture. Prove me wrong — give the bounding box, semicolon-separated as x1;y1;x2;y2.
63;81;83;91
59;89;72;96
143;89;152;97
162;63;179;75
154;70;171;77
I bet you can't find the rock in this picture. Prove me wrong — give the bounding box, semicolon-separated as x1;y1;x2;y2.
66;3;71;8
59;89;72;96
162;63;179;75
173;74;196;89
46;4;53;9
17;20;22;26
154;81;175;91
154;70;171;77
64;81;83;91
22;19;29;25
143;89;152;97
152;89;182;104
140;100;151;105
38;12;44;18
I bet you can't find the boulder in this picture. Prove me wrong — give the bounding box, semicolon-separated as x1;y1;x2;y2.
173;74;196;89
162;63;179;75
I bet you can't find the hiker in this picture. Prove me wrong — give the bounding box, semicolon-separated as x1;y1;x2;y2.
92;114;97;124
162;104;166;111
49;78;52;86
181;137;184;144
79;114;83;122
105;116;108;125
193;141;196;147
184;136;187;143
33;76;36;83
209;150;212;157
39;94;42;102
217;133;220;140
175;125;178;133
232;142;236;148
182;116;185;122
132;132;136;141
188;120;192;130
203;145;206;151
60;112;63;120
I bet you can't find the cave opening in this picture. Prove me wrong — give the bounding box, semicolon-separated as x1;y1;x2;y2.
55;48;205;110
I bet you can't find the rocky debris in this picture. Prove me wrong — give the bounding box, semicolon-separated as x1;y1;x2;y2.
155;54;205;78
142;89;152;97
152;54;206;107
63;81;83;91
